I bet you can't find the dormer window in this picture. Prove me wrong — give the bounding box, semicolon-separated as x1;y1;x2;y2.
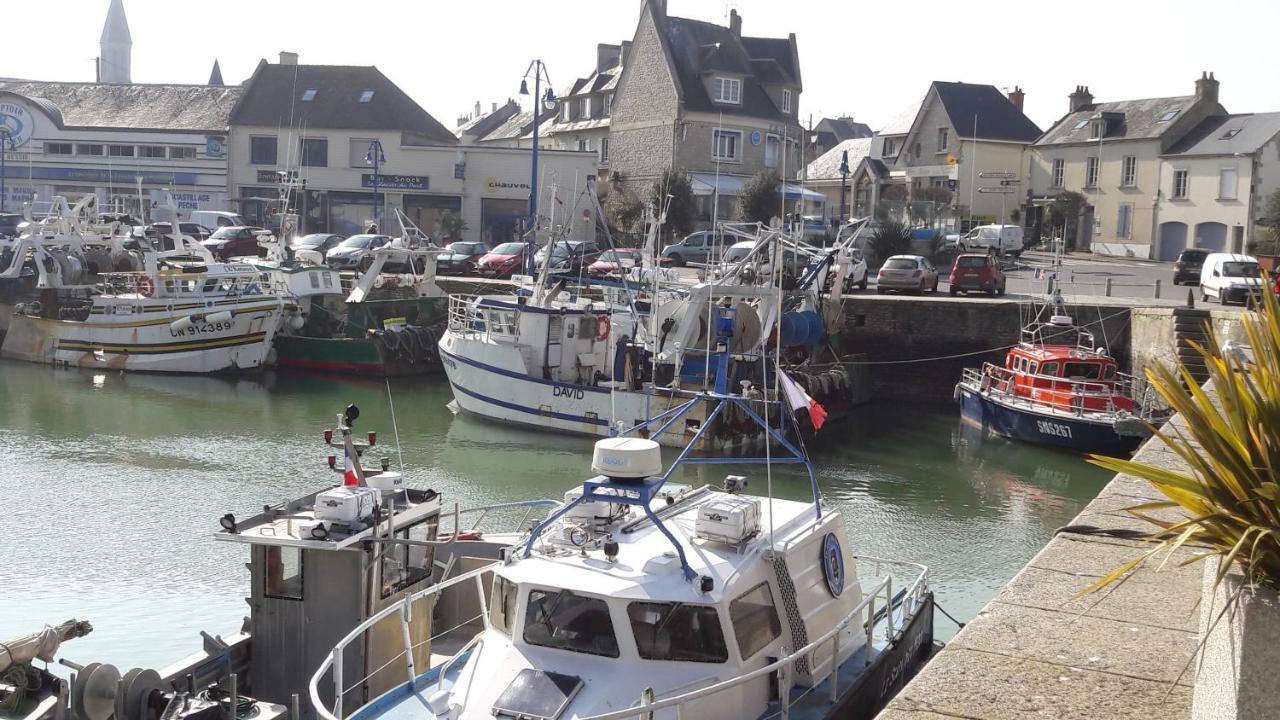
712;77;741;105
301;89;317;102
782;89;792;113
359;90;375;103
883;138;896;156
1090;121;1102;139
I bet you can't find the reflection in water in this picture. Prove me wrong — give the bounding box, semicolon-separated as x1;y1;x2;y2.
0;362;1110;670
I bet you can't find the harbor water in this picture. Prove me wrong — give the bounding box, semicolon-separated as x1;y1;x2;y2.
0;361;1111;671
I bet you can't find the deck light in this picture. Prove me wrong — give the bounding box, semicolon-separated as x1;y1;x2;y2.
367;431;377;446
327;455;336;469
699;575;714;593
310;523;329;541
324;429;333;443
219;513;238;533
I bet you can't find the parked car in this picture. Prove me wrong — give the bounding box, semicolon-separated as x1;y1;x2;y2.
149;222;213;241
957;224;1024;256
876;255;939;294
1200;253;1264;305
535;240;601;274
189;210;248;229
661;229;752;267
201;226;270;260
840;249;869;293
435;241;491;276
716;240;809;280
290;233;346;264
949;253;1006;295
325;234;393;270
1173;248;1210;286
589;248;645;278
0;212;24;238
476;242;530;278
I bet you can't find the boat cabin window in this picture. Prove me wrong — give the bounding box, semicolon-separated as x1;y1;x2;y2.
381;518;438;598
489;575;519;637
1103;364;1117;379
264;546;303;600
729;582;782;661
523;589;620;658
487;310;518;336
1062;362;1102;381
627;602;728;663
1040;361;1059;377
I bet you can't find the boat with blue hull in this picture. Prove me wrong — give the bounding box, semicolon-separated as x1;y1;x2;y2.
954;307;1167;456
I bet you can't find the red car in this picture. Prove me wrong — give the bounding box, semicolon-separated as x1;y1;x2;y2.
588;248;670;278
476;242;529;278
201;226;269;260
949;253;1006;296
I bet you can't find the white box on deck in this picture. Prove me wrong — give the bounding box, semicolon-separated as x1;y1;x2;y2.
315;486;381;523
696;495;761;545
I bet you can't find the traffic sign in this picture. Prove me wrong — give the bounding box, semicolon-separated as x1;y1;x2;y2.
1000;179;1021;186
978;172;1017;179
977;187;1017;194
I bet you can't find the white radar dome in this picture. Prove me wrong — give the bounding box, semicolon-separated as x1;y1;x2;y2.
592;437;662;481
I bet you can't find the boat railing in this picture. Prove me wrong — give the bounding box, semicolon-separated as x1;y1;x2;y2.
308;553;927;720
446;294;485;336
97;270;290;300
961;363;1159;419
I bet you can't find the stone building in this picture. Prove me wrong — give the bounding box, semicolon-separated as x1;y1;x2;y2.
540;43;626;181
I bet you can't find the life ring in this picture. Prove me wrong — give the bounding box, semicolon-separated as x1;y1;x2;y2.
595;315;611;341
136;276;155;298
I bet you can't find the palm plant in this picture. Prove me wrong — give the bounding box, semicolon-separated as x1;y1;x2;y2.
867;219;912;267
1085;278;1280;593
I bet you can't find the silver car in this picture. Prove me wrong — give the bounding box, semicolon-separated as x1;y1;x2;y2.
876;255;939;294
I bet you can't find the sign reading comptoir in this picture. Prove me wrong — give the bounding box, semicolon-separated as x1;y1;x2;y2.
0;100;35;148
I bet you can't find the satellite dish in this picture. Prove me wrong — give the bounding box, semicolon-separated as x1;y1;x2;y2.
74;662;121;720
730;303;761;354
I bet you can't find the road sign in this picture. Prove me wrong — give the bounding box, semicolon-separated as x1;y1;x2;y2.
978;172;1017;179
1000;179;1021;186
978;187;1017;194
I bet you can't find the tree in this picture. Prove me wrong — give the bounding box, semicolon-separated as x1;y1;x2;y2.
737;171;782;225
877;184;908;221
1264;188;1280;233
1050;191;1086;250
604;185;644;237
1009;207;1022;223
649;169;696;243
438;210;467;241
867;218;913;267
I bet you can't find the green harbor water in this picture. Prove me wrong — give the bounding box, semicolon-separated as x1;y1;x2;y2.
0;360;1112;671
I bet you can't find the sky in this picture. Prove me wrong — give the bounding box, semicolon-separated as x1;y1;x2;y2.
3;0;1278;134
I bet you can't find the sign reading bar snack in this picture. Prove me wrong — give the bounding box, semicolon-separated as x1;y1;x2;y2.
362;174;430;190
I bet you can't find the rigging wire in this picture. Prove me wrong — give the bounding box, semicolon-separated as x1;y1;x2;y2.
384;376;407;473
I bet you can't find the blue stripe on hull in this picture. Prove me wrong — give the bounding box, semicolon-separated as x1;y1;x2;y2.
957;386;1141;456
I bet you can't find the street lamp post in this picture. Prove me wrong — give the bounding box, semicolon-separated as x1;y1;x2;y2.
838;149;850;225
365;139;386;230
520;60;555;276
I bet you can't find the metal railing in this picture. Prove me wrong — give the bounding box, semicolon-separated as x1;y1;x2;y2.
446;294;484;336
961;363;1160;419
309;551;927;720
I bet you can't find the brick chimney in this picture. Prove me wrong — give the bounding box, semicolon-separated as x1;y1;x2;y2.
1195;71;1219;104
1008;86;1025;113
648;0;665;18
474;101;481;118
729;9;742;37
1068;85;1093;113
278;51;298;65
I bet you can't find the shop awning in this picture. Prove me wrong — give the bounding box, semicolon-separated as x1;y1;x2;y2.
690;173;746;197
782;183;826;203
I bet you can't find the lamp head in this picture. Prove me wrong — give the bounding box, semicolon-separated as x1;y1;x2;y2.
519;79;529;96
542;88;556;112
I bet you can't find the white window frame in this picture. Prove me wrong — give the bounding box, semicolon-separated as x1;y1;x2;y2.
712;77;742;105
579;97;590;119
1172;169;1189;199
1090;121;1102;140
1051;158;1064;188
1218;166;1238;200
599;137;609;165
1121;156;1136;187
782;89;792;113
764;133;780;168
712;128;742;162
937;127;948;152
883;138;896;157
1085;156;1099;188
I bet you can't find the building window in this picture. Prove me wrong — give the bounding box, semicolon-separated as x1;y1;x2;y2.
300;138;328;168
712;129;741;162
561;103;572;122
882;138;896;156
359;90;375;103
764;134;780;168
577;138;591;152
1158;110;1179;123
1085;156;1099;188
1121;156;1136;187
1051;158;1065;188
1218;167;1238;200
937;127;948;152
579;97;590;119
712;77;741;105
1117;203;1133;238
1173;169;1189;199
1090;121;1102;140
250;137;277;165
138;145;167;159
264;546;303;600
782;89;792;113
301;88;317;102
43;142;73;155
170;146;196;160
599;137;609;164
76;144;104;156
108;145;135;157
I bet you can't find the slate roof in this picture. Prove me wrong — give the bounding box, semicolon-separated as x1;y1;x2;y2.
660;15;797;121
817;117;872;140
806;137;873;180
482;111;538;142
879;99;924;135
1036;95;1199;146
931;81;1041;142
231;62;455;144
457;100;520;140
0;81;240;131
1165;113;1280;156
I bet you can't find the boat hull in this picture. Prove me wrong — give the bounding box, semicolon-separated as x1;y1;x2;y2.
830;592;935;720
956;384;1143;456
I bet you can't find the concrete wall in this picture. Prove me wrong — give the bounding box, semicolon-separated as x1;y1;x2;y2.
609;5;679;185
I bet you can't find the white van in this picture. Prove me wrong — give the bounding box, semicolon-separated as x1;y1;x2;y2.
958;224;1024;256
189;210;247;229
1199;253;1263;305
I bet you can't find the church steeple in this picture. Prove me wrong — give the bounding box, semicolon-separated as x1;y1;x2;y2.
98;0;132;84
208;60;224;86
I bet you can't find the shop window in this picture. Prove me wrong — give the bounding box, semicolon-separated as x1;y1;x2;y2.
108;145;135;158
301;138;328;168
264;546;303;599
250;137;277;166
44;143;73;155
628;602;728;663
76;144;104;156
729;582;781;660
489;575;518;637
380;518;437;598
524;589;619;658
138;145;167;159
170;146;196;160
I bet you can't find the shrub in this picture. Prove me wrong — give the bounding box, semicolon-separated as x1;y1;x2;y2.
737;171;782;225
867;219;912;266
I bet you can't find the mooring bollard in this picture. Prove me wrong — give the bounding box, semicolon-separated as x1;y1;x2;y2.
1154;279;1161;298
1105;278;1113;296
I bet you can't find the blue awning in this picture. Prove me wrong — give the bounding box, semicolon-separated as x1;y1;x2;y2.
782;183;825;203
691;173;825;204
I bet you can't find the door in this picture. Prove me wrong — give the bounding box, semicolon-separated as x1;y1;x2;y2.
1195;222;1227;253
1158;222;1188;261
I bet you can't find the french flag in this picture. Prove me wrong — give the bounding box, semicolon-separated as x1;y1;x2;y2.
343;442;362;486
779;371;828;430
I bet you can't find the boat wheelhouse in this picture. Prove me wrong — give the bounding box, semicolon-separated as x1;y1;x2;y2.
954;309;1166;455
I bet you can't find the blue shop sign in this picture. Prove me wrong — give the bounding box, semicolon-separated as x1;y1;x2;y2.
361;173;429;190
0;165;198;185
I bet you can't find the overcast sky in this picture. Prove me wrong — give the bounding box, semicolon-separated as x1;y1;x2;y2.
3;0;1277;134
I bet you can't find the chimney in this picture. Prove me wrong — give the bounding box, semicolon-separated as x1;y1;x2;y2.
1008;86;1025;113
1195;71;1220;105
492;102;498;113
648;0;665;18
1068;85;1093;113
729;9;742;37
621;41;633;61
596;43;622;73
278;51;298;65
474;101;481;118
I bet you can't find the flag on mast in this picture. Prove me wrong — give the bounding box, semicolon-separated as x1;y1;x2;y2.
779;371;827;430
343;439;362;486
